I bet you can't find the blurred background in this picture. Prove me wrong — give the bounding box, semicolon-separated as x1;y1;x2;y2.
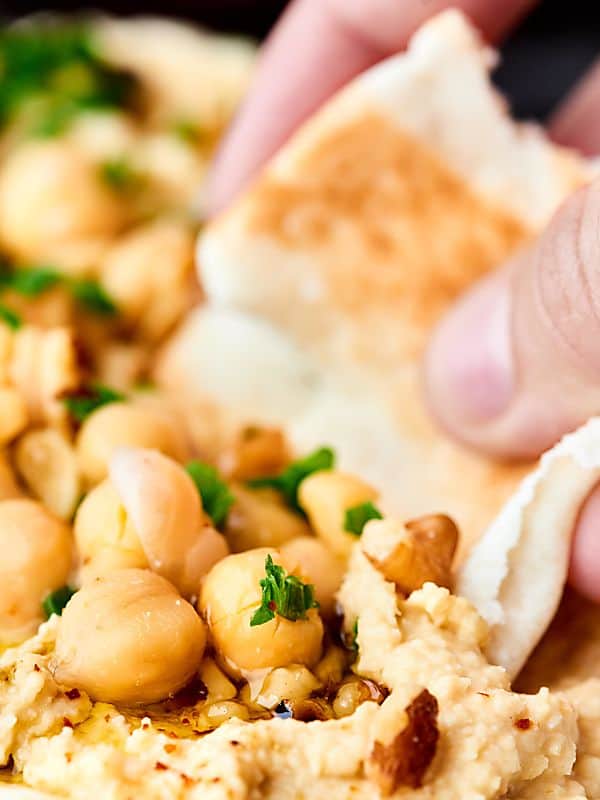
1;0;598;122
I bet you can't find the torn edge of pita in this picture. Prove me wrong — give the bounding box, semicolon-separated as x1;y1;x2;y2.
457;417;600;678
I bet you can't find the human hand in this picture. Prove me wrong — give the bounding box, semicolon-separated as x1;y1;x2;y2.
206;0;600;603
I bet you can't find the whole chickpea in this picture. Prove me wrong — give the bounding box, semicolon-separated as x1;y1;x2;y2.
225;486;311;553
280;537;346;619
100;219;194;342
0;141;126;268
0;499;72;645
74;479;148;583
298;471;378;560
108;447;229;597
76;401;187;487
199;548;323;678
54;569;206;705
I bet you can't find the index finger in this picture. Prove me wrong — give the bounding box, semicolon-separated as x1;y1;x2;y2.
206;0;538;215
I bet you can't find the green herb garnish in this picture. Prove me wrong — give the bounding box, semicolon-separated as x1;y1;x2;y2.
0;303;22;329
70;278;118;316
171;119;204;145
351;618;359;652
6;266;62;296
250;555;318;627
99;158;142;192
0;263;118;317
248;446;335;511
344;501;383;536
185;461;234;528
43;585;76;618
0;23;137;135
62;383;125;423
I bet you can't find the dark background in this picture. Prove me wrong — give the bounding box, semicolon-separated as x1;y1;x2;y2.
1;0;597;121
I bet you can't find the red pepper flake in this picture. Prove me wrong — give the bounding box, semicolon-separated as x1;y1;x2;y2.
181;774;193;786
164;744;177;754
63;718;74;729
515;718;532;731
212;777;221;783
66;688;81;700
155;762;168;771
229;740;240;747
477;692;490;697
33;664;41;672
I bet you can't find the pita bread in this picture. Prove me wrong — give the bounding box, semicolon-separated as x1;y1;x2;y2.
457;417;600;678
159;9;594;557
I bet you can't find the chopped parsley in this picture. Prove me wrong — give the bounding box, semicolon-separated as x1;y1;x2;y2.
62;383;126;423
99;158;142;192
248;446;335;511
0;303;21;329
185;461;234;528
43;585;76;618
344;501;383;536
0;264;118;317
70;278;118;316
5;266;62;296
171;119;204;146
351;618;359;652
250;555;318;627
0;23;137;135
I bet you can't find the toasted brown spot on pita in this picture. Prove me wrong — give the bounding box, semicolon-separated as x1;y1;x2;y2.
367;688;439;794
245;113;528;362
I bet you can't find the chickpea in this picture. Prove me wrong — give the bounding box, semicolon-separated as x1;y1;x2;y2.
100;219;194;342
218;426;290;481
199;548;323;678
0;141;126;268
67;111;137;161
10;325;80;426
0;386;28;446
0;499;72;645
74;480;148;583
225;486;311;552
54;569;206;705
206;700;249;726
280;537;345;619
76;401;187;487
96;342;150;392
256;665;321;710
14;428;81;520
298;471;378;559
0;452;23;501
109;447;229;597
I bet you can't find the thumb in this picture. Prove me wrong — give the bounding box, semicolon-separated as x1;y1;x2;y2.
424;178;600;460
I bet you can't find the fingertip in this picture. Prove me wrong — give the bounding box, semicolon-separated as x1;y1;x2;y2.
569;481;600;603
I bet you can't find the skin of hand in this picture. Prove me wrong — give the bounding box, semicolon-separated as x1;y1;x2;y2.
206;0;600;603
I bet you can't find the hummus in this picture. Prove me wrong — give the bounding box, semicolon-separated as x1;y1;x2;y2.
0;527;592;799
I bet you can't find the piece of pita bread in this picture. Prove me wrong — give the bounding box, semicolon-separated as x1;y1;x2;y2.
457;417;600;678
159;9;594;557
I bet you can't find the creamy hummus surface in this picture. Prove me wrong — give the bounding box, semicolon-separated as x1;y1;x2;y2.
1;537;596;800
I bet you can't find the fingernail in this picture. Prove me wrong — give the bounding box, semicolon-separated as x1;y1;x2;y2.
426;276;514;423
